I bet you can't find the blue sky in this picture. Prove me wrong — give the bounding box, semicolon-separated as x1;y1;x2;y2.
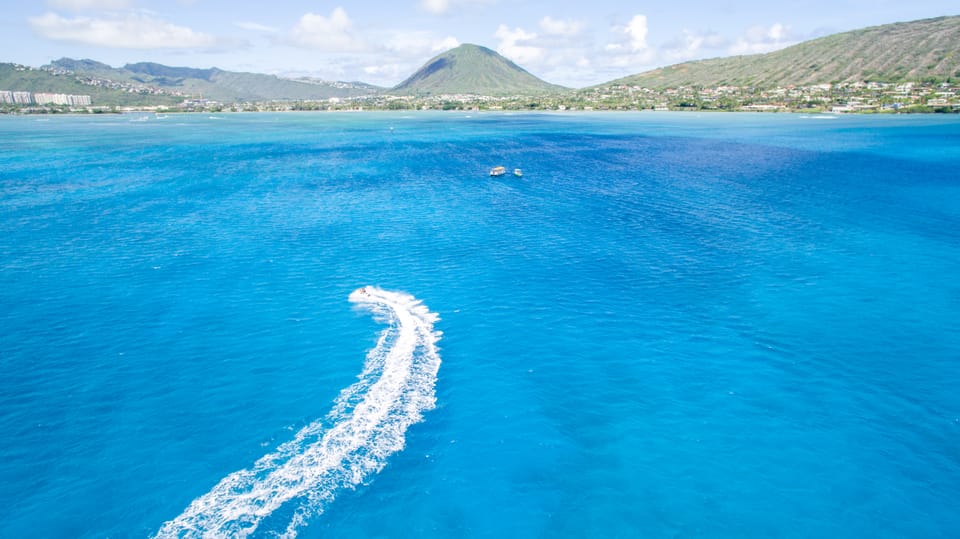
1;0;956;87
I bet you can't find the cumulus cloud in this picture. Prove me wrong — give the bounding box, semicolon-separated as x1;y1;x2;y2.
661;29;728;62
289;7;369;52
363;64;410;84
465;16;590;86
46;0;130;10
729;23;796;55
304;29;460;86
235;21;278;33
386;31;460;56
432;35;461;52
601;14;655;69
494;24;544;65
420;0;450;14
622;14;649;52
363;64;395;76
539;16;582;37
419;0;496;15
29;11;217;48
605;15;650;55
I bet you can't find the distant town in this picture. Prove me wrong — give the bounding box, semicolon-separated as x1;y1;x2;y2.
302;81;960;113
3;81;959;115
1;60;959;115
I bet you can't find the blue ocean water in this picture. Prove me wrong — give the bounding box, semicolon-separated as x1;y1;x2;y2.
1;111;958;538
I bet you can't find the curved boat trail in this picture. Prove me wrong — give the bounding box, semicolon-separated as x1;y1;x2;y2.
155;287;441;538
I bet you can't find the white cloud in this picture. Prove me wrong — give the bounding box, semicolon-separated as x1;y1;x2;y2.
494;24;544;65
420;0;450;14
483;17;591;86
353;31;462;86
419;0;496;15
289;7;369;52
363;64;408;83
431;35;461;52
29;11;217;48
46;0;130;10
280;26;462;86
386;31;460;56
539;16;582;37
667;31;704;59
729;23;796;55
364;65;394;75
601;14;655;70
662;29;728;62
623;14;649;52
235;21;278;33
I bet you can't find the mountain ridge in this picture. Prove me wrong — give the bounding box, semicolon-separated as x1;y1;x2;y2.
604;15;960;89
45;58;382;102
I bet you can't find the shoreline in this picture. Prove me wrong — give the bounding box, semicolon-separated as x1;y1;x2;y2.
2;107;958;116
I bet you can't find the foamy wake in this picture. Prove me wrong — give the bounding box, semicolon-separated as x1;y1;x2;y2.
154;287;441;538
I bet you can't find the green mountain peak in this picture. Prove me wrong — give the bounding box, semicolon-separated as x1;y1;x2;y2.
390;43;565;96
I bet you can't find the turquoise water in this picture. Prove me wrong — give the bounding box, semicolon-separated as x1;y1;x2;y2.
1;112;958;538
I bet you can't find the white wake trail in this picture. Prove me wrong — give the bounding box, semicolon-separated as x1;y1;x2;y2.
155;287;442;538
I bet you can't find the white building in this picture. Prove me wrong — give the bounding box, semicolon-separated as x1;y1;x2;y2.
33;93;92;106
0;91;91;106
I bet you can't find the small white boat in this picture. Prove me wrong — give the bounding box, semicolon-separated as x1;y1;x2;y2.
513;169;523;177
490;166;506;177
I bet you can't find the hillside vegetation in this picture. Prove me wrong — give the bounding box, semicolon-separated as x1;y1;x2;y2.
390;44;565;96
48;59;381;102
0;63;180;106
606;16;960;89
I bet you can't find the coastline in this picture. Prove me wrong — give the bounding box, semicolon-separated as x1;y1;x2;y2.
2;107;956;115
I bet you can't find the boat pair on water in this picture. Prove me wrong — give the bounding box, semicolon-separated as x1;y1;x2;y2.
490;166;522;177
